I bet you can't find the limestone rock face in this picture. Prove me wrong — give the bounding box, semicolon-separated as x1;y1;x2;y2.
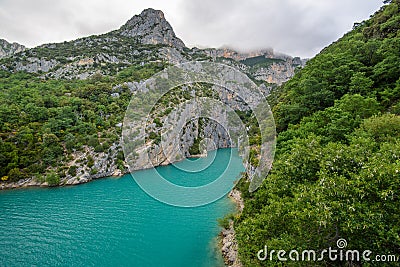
118;8;185;49
15;58;58;73
204;47;274;61
0;9;305;84
0;39;25;59
203;48;306;85
252;60;296;85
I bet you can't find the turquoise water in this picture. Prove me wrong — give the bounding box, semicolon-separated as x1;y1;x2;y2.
0;148;244;267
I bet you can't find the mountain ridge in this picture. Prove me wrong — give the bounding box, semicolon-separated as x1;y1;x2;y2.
0;7;301;190
0;8;303;85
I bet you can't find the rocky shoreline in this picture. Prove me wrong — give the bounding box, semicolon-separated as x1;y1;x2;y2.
0;168;125;190
0;141;127;190
220;189;243;267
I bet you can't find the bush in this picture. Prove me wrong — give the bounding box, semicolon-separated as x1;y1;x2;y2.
88;136;99;148
68;165;77;176
7;168;22;182
116;151;124;161
116;159;125;170
46;172;60;186
153;118;163;127
94;144;104;152
217;213;235;229
87;156;94;168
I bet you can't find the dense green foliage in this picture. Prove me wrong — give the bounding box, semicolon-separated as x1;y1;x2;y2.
0;63;165;181
270;2;400;133
1;2;399;265
235;1;400;266
189;135;202;156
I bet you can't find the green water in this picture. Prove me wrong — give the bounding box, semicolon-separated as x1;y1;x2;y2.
0;148;244;267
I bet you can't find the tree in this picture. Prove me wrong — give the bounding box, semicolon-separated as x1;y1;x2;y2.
42;133;64;166
349;72;374;95
46;172;60;186
7;168;22;182
235;1;400;265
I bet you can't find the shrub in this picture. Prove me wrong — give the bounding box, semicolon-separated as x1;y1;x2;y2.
68;165;77;176
46;172;60;186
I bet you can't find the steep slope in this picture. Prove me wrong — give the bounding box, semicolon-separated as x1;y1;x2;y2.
118;8;185;48
0;39;25;59
0;9;194;79
0;8;302;85
204;48;305;85
0;8;302;188
234;1;400;266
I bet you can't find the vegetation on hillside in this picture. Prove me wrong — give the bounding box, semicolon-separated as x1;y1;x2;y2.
0;63;165;183
235;1;400;265
0;2;398;265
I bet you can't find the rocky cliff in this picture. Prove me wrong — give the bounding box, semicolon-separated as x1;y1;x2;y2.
0;39;25;59
0;9;304;85
118;8;185;49
203;47;275;61
122;82;250;172
0;8;302;189
205;48;306;85
0;9;192;79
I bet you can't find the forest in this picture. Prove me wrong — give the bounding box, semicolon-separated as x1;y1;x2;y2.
234;1;400;265
0;1;399;265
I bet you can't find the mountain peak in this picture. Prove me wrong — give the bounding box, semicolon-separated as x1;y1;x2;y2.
118;8;185;49
140;8;165;18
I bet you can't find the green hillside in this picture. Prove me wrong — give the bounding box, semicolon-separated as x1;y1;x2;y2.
235;1;400;266
0;63;165;184
1;3;399;264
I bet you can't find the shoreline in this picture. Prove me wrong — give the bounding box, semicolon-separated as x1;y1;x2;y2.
0;169;127;190
2;164;244;266
0;148;238;191
219;189;243;267
187;153;207;158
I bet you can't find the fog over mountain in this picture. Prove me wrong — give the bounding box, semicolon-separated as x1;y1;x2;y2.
0;0;383;57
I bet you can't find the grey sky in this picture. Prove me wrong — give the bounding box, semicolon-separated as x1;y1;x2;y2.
0;0;383;58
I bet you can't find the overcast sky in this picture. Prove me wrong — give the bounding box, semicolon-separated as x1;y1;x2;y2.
0;0;384;58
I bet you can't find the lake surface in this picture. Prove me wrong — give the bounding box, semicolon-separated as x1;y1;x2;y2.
0;148;244;267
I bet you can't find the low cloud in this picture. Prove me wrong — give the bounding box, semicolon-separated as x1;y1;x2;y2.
0;0;383;58
175;0;383;57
